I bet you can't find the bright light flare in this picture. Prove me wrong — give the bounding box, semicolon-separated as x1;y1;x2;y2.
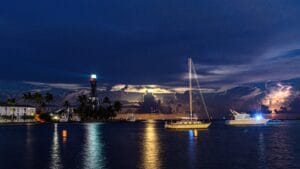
255;114;263;121
90;74;97;79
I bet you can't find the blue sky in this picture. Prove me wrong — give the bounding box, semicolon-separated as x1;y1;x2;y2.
1;0;300;92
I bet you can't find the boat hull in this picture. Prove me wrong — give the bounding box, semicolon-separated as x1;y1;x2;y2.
127;119;136;122
225;119;270;126
165;122;211;129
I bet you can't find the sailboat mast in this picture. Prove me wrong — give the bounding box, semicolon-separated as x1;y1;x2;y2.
189;57;193;120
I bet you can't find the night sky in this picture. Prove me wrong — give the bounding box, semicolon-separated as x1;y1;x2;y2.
1;0;300;91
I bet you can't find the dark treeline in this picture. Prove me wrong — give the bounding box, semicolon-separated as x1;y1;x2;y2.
1;92;54;110
22;92;54;113
1;92;122;122
0;92;54;121
75;95;122;121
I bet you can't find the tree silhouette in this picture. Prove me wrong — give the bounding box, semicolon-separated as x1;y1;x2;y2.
45;92;54;103
22;92;55;113
63;100;70;108
22;92;32;105
6;98;16;121
113;101;122;114
103;96;111;104
75;95;121;121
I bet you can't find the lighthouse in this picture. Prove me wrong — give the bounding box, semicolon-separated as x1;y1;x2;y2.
90;74;98;109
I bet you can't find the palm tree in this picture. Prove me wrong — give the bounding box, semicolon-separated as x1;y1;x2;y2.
32;92;44;112
44;92;54;112
63;100;71;117
78;95;88;106
7;98;16;121
102;96;111;105
22;92;33;106
63;100;70;108
77;95;89;119
33;92;43;105
7;98;16;106
45;92;53;104
22;93;28;102
113;101;122;114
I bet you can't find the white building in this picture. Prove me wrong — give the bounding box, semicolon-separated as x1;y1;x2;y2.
0;106;36;117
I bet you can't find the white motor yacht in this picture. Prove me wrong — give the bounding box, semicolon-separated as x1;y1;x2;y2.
225;109;270;126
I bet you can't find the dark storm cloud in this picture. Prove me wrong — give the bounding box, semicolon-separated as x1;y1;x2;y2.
189;47;300;91
1;0;300;90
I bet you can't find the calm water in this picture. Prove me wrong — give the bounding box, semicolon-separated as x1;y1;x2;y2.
1;121;300;169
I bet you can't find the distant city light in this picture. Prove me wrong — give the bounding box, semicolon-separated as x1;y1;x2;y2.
91;74;97;79
52;115;59;121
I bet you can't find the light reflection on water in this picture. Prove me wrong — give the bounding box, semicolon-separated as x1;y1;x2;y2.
1;121;300;169
25;124;34;169
50;124;62;169
83;123;105;169
188;130;198;168
141;122;161;169
268;127;295;169
258;132;267;169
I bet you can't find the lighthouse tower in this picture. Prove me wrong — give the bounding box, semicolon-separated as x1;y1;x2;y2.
90;74;98;108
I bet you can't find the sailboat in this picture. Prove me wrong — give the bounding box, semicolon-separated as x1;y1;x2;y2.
165;58;212;129
126;113;136;122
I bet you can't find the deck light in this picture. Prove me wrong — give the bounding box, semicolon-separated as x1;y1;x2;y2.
255;114;263;121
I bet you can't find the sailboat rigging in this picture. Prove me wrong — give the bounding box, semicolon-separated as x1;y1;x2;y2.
165;57;212;129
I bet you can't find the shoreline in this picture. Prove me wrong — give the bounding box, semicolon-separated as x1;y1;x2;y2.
0;113;299;124
0;118;299;125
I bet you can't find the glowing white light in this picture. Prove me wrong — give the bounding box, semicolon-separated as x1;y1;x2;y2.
255;114;262;121
91;74;97;79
